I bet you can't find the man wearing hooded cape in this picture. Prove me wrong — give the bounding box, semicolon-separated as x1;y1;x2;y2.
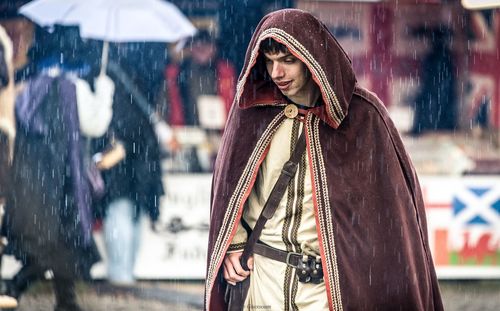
205;9;443;311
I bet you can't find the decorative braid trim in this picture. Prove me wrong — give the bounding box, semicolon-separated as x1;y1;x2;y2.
283;265;294;311
234;34;264;107
227;242;246;252
205;112;286;310
283;120;303;310
307;115;343;310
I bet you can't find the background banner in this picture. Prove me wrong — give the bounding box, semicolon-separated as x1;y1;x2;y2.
2;174;499;279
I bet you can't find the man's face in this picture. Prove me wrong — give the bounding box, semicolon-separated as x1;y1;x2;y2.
191;41;216;65
263;50;317;106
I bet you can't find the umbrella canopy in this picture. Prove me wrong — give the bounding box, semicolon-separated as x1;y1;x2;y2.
19;0;196;75
19;0;196;42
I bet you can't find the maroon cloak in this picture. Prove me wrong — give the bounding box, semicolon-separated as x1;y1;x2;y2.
205;9;443;311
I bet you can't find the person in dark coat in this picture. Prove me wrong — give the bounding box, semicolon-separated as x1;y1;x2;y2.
94;42;164;285
165;30;236;127
411;27;457;135
2;26;102;311
164;30;236;172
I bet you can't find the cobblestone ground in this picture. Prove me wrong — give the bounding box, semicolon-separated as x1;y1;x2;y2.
7;280;500;311
440;280;500;311
12;281;204;311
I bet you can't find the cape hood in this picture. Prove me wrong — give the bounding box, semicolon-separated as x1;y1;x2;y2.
236;8;356;128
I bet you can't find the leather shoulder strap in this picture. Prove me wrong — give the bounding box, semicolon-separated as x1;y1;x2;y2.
240;126;306;270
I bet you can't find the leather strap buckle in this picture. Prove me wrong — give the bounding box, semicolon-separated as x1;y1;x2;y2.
285;251;301;267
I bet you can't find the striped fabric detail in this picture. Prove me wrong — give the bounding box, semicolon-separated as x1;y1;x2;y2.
205;111;286;310
284;266;296;311
307;114;343;311
283;119;304;311
283;119;302;254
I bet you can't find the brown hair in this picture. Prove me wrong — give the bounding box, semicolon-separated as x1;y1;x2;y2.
259;38;288;55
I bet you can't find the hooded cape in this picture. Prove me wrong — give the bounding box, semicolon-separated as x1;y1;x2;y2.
205;9;443;311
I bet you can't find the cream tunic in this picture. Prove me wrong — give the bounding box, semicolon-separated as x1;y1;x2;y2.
229;117;329;311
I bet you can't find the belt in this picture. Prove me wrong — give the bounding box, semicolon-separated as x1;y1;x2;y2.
253;241;324;284
254;241;321;268
253;241;318;268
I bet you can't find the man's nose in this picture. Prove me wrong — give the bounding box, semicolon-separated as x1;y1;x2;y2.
271;63;284;79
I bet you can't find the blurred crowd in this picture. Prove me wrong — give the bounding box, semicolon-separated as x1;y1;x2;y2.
0;19;238;310
0;0;298;308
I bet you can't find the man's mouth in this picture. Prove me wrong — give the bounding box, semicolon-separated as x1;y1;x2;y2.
275;81;292;91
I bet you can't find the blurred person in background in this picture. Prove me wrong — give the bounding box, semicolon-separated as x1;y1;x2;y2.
0;24;19;310
164;30;236;171
165;30;235;127
411;26;457;135
94;42;165;286
1;25;112;311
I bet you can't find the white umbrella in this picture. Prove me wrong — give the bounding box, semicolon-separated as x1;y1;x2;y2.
19;0;197;73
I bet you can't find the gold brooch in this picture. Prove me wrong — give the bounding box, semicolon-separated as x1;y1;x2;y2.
284;104;298;119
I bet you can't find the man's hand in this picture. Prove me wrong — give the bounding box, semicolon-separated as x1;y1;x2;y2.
223;251;254;286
